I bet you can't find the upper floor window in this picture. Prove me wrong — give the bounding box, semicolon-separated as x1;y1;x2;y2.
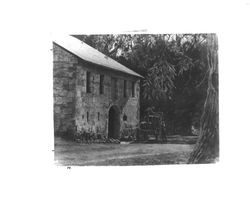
100;74;104;94
123;80;127;97
86;71;91;93
111;77;118;99
87;111;89;122
132;81;135;97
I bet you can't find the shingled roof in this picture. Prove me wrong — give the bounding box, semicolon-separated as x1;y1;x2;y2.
53;35;142;78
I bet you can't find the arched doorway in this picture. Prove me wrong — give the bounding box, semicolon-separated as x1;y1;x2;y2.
108;105;120;139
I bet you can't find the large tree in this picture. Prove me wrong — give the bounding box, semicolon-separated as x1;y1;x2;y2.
188;34;219;163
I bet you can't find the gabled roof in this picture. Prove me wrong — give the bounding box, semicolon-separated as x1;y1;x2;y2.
53;35;143;78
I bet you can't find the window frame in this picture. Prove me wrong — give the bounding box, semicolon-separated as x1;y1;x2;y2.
86;71;91;93
87;111;89;122
111;77;118;99
132;81;135;97
99;74;104;95
123;80;127;98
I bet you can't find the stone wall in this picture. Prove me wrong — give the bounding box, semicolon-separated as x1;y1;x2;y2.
53;43;140;139
74;60;140;138
53;43;78;136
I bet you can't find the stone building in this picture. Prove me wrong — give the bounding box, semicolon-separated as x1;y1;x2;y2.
53;35;142;139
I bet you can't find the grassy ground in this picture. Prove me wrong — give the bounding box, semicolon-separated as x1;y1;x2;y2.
54;137;195;166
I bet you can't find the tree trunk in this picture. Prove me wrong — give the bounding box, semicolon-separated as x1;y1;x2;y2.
188;34;219;163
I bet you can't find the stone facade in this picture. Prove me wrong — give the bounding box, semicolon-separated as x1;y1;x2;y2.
53;43;140;139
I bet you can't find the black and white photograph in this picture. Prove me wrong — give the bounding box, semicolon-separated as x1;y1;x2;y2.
53;34;219;166
1;0;250;200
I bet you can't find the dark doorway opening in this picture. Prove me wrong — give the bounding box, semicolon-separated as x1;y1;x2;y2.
108;105;120;139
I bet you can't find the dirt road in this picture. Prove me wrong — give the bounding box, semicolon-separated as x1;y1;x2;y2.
54;137;194;166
